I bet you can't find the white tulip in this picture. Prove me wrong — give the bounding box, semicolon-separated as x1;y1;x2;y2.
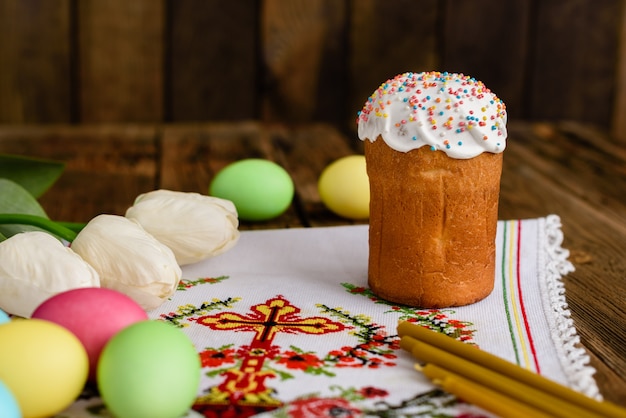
125;189;240;265
71;214;182;311
0;231;100;318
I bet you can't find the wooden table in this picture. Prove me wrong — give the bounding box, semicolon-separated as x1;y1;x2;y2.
1;121;625;407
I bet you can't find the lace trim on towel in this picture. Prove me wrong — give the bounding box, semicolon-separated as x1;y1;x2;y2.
539;215;601;400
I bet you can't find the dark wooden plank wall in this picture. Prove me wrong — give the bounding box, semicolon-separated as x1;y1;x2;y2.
1;0;625;141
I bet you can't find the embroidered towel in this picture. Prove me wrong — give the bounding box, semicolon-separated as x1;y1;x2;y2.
59;215;598;418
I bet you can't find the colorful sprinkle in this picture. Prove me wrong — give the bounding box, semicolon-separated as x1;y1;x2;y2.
356;71;507;158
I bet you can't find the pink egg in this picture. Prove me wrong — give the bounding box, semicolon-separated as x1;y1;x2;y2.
32;287;148;380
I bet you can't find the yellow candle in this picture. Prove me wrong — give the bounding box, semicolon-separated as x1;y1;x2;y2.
423;363;553;418
403;336;602;418
398;321;626;418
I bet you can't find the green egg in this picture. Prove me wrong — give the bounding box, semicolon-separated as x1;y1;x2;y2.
209;159;295;221
97;320;200;418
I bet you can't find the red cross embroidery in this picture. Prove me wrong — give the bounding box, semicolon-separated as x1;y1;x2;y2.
193;295;347;411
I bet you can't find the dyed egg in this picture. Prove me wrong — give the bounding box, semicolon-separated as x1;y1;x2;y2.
318;155;370;219
98;320;200;418
0;318;88;418
0;380;21;418
209;159;294;221
0;308;9;324
32;287;148;380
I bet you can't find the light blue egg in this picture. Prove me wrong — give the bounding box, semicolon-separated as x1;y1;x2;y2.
0;380;21;418
0;309;9;325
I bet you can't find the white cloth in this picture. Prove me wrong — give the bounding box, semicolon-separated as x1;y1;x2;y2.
60;215;597;417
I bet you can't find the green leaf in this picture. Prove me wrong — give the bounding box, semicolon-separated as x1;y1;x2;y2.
0;214;77;242
0;154;65;198
0;178;49;240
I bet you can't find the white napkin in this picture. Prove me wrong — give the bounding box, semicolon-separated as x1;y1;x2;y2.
60;215;598;417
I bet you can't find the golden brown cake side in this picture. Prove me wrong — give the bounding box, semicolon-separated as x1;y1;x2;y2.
365;138;503;307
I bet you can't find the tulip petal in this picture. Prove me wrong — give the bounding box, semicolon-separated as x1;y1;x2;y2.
0;231;100;317
126;190;240;265
71;215;182;310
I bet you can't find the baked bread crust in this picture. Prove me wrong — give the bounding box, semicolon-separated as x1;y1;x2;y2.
365;137;503;307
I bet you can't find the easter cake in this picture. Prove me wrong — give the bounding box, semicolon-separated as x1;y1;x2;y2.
357;71;507;307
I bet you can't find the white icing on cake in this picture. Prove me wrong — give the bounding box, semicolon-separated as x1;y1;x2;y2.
357;72;507;159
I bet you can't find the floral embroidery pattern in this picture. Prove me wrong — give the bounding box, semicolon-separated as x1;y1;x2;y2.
284;396;361;418
199;344;238;368
192;296;349;412
159;297;241;327
177;275;229;290
65;275;481;418
162;293;403;417
276;347;326;372
269;386;490;418
157;282;480;417
318;305;399;369
342;282;477;344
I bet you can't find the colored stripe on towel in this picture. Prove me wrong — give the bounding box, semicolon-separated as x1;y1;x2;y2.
501;220;541;373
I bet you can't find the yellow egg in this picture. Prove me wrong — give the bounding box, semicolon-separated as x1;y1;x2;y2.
318;155;370;219
0;319;89;418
